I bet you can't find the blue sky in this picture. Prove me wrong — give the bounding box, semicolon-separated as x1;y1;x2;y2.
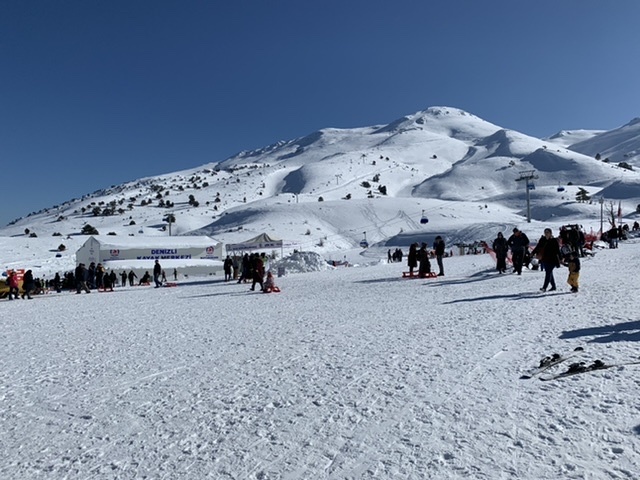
1;0;639;227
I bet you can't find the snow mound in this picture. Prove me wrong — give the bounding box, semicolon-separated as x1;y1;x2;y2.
271;251;330;274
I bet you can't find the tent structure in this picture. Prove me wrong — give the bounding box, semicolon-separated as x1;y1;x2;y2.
225;233;284;256
75;236;224;278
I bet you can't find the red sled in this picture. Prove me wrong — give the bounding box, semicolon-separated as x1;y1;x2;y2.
263;286;281;293
402;271;437;279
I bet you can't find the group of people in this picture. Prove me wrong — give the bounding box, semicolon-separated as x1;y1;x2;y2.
5;253;283;299
69;260;176;294
5;269;36;299
387;248;404;263
222;252;280;292
491;227;581;293
229;252;278;292
406;236;446;277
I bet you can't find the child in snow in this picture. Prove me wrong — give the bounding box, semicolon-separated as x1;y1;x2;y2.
263;271;280;293
565;251;580;293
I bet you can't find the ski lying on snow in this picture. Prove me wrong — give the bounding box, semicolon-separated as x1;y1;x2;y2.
520;346;584;379
540;359;640;381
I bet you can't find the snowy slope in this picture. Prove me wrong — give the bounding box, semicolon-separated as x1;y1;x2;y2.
568;118;640;166
2;235;640;479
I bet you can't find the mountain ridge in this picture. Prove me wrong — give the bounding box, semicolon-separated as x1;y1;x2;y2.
2;106;639;253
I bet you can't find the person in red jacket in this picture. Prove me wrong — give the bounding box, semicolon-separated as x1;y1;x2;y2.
7;270;20;300
263;271;281;293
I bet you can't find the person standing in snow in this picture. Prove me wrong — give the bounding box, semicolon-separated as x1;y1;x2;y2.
507;228;530;275
564;251;581;293
75;263;91;294
120;270;127;287
407;243;418;275
224;255;233;282
21;269;35;299
153;259;163;288
250;253;265;291
238;253;250;283
52;272;62;293
87;262;96;289
433;236;445;276
103;270;114;292
128;270;137;287
492;232;509;273
7;270;20;300
531;228;561;292
95;263;105;290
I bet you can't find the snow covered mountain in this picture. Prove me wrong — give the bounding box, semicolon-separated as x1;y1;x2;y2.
567;117;640;166
1;106;639;254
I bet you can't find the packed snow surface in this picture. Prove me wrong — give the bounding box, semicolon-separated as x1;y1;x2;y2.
2;237;640;479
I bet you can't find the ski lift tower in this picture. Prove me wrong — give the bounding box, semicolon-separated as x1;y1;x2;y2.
515;170;538;223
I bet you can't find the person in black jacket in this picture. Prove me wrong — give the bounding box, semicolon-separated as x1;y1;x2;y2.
21;269;35;299
153;260;163;288
53;272;62;293
250;253;265;291
417;243;431;278
531;228;561;292
407;243;418;275
492;232;509;273
128;270;137;287
433;236;446;276
507;228;530;275
223;256;233;282
75;263;90;293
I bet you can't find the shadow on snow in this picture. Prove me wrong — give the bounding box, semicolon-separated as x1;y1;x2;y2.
559;320;640;344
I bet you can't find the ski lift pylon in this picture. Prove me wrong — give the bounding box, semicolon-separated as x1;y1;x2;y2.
420;209;429;224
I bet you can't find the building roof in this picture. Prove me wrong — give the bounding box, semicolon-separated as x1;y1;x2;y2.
81;235;220;250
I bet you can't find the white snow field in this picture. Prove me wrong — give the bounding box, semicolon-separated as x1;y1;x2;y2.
2;238;640;479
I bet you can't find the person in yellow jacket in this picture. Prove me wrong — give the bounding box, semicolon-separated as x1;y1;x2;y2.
565;251;581;293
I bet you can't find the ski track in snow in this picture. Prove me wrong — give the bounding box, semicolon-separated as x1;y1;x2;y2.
2;241;640;479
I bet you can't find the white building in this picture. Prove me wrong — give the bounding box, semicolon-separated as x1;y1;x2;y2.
75;236;224;278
